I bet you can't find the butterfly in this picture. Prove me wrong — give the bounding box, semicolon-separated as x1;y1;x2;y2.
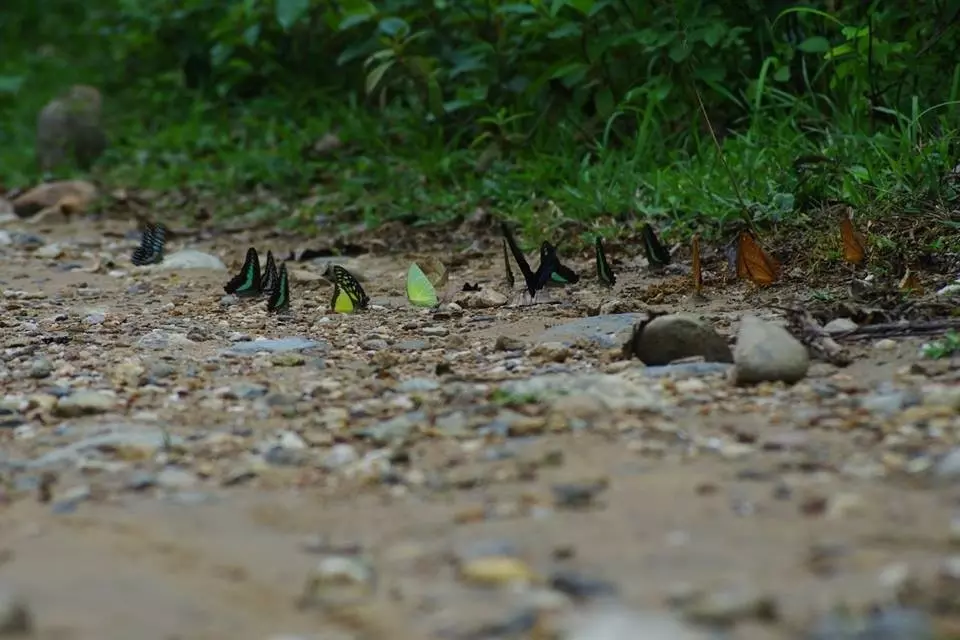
735;230;779;286
501;222;578;297
131;222;167;266
691;233;703;294
266;262;290;313
502;239;515;289
543;242;580;286
224;247;262;297
595;236;616;286
406;262;439;308
839;216;866;265
324;264;369;313
261;250;280;294
640;223;671;268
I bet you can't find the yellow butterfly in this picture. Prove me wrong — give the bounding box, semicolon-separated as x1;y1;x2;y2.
406;262;439;308
324;264;369;313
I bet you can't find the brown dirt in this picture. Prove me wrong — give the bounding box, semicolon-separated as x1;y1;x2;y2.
1;217;959;640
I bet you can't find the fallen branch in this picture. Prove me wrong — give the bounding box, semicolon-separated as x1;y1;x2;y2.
833;317;960;341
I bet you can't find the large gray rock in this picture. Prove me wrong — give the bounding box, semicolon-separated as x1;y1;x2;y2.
625;314;733;365
733;315;809;385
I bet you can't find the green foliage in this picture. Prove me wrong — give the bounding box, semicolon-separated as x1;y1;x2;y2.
922;330;960;360
1;0;960;235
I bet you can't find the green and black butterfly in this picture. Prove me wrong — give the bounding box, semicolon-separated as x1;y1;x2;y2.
324;264;369;313
595;236;616;286
266;262;290;313
542;241;580;287
131;222;168;266
261;250;280;295
501;222;579;297
224;247;262;297
640;223;671;268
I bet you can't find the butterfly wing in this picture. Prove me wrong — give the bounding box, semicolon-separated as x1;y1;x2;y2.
840;217;866;264
641;223;671;267
326;265;369;313
131;222;167;266
595;236;616;286
266;262;290;313
691;233;703;293
736;231;779;286
502;239;515;288
501;222;538;296
261;250;280;294
224;247;263;296
406;263;439;308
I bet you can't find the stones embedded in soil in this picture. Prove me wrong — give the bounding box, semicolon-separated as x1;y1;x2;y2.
4;221;960;639
732;314;810;385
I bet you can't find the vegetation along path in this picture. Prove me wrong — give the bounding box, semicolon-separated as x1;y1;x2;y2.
0;191;958;640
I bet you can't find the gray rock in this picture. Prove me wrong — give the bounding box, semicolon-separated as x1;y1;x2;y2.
27;358;53;379
626;314;733;365
934;448;960;480
222;337;326;356
54;390;117;417
156;467;200;490
25;426;182;469
355;411;426;444
537;313;646;348
805;607;933;640
397;378;439;393
498;372;666;412
823;318;858;335
733;315;809;385
0;586;33;635
562;605;712;640
322;444;359;470
643;362;733;379
155;249;227;271
136;330;195;350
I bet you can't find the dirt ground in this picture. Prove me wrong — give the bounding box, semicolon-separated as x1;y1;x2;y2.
1;216;959;640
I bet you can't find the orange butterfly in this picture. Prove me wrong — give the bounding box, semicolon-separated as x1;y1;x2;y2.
691;233;703;294
898;268;923;294
839;216;866;265
735;230;779;286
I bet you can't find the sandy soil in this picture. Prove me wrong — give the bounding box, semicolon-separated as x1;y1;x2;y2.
0;217;958;640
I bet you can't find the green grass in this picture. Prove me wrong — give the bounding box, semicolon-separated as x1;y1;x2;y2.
2;40;959;253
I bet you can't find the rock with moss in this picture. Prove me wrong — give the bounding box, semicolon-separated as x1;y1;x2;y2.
36;84;107;173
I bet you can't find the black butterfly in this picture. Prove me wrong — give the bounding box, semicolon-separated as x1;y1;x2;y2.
266;262;290;313
501;222;579;297
640;223;671;267
595;236;616;286
261;250;280;295
224;247;262;297
131;222;167;266
324;264;369;312
541;241;580;287
502;239;514;289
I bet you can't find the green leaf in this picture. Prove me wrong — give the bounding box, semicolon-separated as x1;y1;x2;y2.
773;66;790;82
497;4;538;15
339;13;374;31
594;87;614;118
366;59;395;94
275;0;310;31
0;76;24;95
378;16;409;37
797;36;830;53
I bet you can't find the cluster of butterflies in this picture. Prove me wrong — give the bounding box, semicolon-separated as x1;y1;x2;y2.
500;222;617;299
223;247;291;313
130;212;870;316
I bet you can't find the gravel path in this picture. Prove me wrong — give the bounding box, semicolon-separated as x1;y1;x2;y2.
0;218;958;640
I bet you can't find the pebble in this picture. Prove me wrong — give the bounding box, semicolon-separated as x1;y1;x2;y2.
154;249;227;271
53;390;118;417
0;586;33;635
298;555;376;609
458;555;538;587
